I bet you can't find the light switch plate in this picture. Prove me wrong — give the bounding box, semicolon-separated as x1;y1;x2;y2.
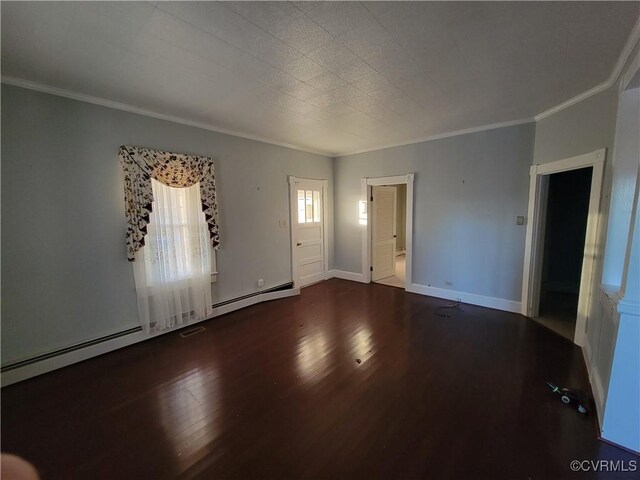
517;216;525;225
279;220;288;228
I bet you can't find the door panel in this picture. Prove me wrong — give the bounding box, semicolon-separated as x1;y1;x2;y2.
298;225;322;242
291;179;326;288
372;186;397;281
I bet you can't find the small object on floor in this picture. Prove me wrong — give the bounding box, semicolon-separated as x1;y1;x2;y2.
546;381;588;414
436;300;463;317
356;358;361;364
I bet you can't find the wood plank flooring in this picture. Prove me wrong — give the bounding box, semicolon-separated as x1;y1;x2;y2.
1;279;635;479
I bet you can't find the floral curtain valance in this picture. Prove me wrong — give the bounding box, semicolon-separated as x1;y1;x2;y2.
119;145;220;261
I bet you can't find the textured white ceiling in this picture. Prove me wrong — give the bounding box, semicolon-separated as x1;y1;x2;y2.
2;1;638;155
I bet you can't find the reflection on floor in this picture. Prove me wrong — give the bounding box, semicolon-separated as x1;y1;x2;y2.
3;279;630;479
375;253;406;289
533;290;578;341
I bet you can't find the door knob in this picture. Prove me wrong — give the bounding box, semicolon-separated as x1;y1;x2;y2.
393;235;397;238
297;242;302;246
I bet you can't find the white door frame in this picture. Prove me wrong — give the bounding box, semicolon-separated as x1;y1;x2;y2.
521;149;606;346
289;176;329;288
361;174;415;287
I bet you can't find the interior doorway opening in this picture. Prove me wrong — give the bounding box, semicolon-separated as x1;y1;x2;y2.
371;184;407;289
521;149;605;346
534;167;593;340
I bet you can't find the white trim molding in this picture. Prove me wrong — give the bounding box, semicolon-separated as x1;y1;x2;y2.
324;273;522;314
288;176;329;289
361;174;415;287
3;15;638;159
329;269;367;283
406;283;522;314
521;149;606;346
1;76;333;157
536;17;640;121
342;118;534;157
1;287;300;387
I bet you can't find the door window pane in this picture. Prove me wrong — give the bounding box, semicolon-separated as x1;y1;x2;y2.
297;187;322;224
305;190;313;223
313;190;321;222
297;190;305;223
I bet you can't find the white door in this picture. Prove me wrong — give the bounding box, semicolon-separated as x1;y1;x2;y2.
290;178;326;288
372;186;397;281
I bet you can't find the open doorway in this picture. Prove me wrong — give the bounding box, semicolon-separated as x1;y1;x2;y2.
535;167;593;340
521;149;605;346
371;183;408;289
362;174;414;288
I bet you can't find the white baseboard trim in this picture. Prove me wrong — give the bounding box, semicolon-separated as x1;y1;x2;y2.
591;367;606;429
329;269;368;283
1;287;300;387
582;341;604;429
406;283;522;314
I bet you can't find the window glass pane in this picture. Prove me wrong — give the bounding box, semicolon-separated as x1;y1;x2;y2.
305;190;313;223
147;179;211;283
297;190;305;223
313;190;321;222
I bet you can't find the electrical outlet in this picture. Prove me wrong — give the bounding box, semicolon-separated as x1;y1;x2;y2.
257;279;265;287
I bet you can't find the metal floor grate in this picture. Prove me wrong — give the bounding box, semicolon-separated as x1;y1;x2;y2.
179;326;207;338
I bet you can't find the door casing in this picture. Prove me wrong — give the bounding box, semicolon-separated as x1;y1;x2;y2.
521;149;606;346
289;176;329;288
361;174;415;288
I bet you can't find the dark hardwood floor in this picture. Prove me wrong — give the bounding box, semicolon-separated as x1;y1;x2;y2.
2;279;635;479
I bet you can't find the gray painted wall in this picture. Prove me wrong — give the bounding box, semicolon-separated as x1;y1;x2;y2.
533;86;619;165
334;123;536;302
530;73;636;434
1;85;334;365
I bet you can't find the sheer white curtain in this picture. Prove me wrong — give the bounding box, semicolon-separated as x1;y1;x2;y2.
133;179;213;333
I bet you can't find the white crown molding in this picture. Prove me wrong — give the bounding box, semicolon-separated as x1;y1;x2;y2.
0;75;334;158
3;15;639;158
339;117;535;157
534;82;612;122
535;17;640;121
3;75;534;158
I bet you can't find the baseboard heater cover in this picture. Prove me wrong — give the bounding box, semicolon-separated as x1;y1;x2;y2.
1;282;294;373
1;327;142;373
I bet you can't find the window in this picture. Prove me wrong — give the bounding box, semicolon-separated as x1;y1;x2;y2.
120;145;220;333
297;188;321;224
143;179;216;285
133;179;216;332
